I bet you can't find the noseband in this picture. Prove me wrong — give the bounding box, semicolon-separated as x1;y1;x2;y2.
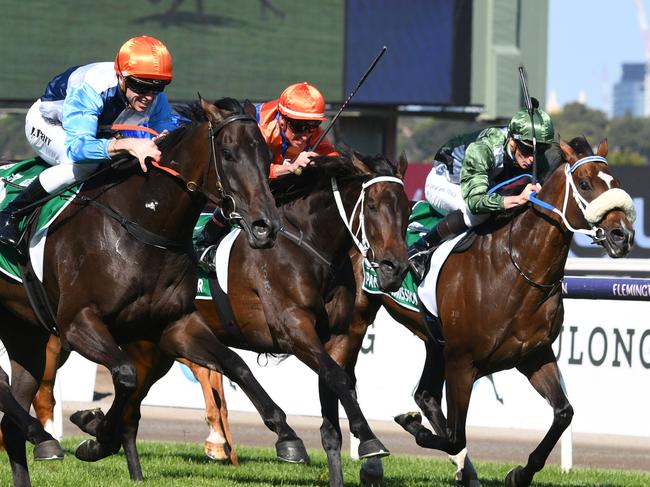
332;175;404;268
529;155;635;242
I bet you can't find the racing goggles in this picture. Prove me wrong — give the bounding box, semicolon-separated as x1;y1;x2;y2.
285;117;321;134
516;140;550;157
125;76;169;95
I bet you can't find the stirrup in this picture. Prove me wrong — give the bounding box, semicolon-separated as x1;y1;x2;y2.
197;245;217;274
408;248;433;283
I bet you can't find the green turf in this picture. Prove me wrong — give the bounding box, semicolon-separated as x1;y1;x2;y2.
0;438;648;486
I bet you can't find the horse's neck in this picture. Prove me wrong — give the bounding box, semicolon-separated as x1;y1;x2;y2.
285;178;360;263
510;173;573;283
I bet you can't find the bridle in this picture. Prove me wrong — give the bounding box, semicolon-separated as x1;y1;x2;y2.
507;155;636;290
152;113;258;221
332;174;404;268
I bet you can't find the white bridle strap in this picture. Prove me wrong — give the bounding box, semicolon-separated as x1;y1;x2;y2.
530;155;635;240
331;175;404;266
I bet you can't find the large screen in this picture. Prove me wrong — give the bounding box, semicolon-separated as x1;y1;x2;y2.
1;0;344;103
345;0;471;106
1;0;471;107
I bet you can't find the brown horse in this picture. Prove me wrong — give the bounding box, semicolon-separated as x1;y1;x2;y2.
60;151;411;486
0;97;309;487
339;136;635;486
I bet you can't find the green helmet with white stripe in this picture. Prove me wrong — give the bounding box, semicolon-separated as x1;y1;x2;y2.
508;107;555;145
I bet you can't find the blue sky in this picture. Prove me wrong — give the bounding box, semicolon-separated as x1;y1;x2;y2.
547;0;646;114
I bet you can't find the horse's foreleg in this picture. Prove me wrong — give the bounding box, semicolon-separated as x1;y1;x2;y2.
178;358;237;464
64;311;136;458
285;312;388;460
396;358;474;456
506;346;573;487
1;327;63;487
32;335;69;438
318;377;344;487
159;312;309;463
413;341;479;487
209;368;239;466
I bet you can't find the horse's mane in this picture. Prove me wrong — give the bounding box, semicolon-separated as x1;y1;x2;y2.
269;148;399;207
158;98;246;152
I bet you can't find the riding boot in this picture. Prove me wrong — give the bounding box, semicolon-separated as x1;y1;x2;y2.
408;209;468;283
195;210;230;274
0;178;49;246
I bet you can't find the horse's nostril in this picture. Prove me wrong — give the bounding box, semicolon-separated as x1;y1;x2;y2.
610;228;626;242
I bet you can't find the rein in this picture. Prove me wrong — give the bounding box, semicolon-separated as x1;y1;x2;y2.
331;175;404;268
507;154;635;291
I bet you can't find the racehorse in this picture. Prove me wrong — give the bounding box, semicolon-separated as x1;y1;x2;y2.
348;136;635;486
63;151;411;486
0;97;303;487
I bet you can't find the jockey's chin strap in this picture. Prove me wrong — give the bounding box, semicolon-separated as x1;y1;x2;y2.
528;155;636;243
331;175;404;268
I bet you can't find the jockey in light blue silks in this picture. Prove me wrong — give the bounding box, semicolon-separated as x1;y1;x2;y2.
0;35;179;246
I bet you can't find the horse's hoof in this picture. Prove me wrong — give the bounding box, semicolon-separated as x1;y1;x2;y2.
505;466;525;487
358;438;390;459
360;457;384;486
204;440;230;462
33;439;64;461
455;474;481;487
70;408;105;436
394;411;422;429
74;439;119;462
275;439;310;463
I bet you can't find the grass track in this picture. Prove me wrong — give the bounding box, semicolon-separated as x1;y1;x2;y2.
1;438;649;486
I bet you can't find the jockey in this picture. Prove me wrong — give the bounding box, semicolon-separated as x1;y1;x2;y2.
408;105;555;281
0;35;178;246
195;81;338;273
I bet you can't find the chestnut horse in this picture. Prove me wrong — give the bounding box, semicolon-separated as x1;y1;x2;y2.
342;136;635;486
0;97;309;487
58;151;411;486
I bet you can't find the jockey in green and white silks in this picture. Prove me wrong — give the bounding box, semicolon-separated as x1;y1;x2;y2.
408;107;555;281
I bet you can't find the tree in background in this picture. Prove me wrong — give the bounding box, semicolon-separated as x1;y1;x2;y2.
399;102;648;166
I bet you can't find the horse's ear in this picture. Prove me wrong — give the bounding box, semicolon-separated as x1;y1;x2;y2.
351;151;372;175
396;151;408;179
243;99;256;118
596;138;608;157
558;135;578;164
200;98;224;124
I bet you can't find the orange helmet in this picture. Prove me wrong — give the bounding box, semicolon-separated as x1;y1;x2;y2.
278;82;327;121
114;35;173;82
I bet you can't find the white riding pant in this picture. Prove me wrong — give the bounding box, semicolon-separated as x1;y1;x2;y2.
25;100;100;194
424;164;488;228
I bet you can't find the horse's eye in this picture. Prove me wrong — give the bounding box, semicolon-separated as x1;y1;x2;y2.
367;202;377;212
579;180;591;191
222;149;234;161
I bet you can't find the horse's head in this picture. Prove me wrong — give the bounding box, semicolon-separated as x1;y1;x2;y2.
548;136;635;257
351;151;410;291
198;98;280;248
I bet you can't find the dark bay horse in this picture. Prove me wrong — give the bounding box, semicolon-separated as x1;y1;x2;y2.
68;151;411;486
330;136;635;486
0;98;305;486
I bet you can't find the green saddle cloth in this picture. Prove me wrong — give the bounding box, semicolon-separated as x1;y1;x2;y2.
0;158;80;282
194;213;213;300
362;200;443;311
